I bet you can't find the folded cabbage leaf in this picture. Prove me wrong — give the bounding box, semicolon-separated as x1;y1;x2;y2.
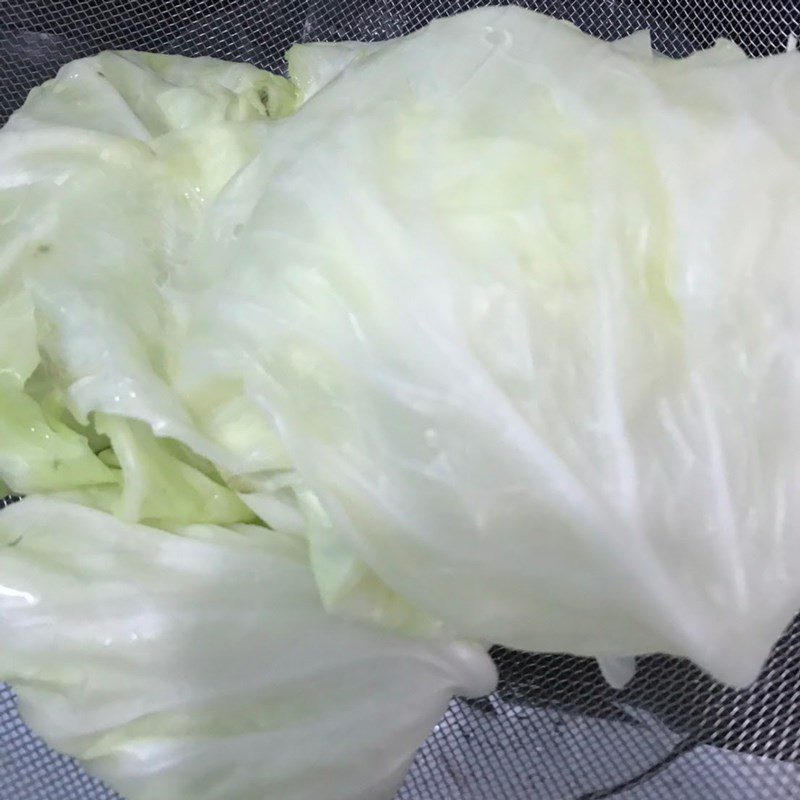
180;7;800;686
0;497;496;800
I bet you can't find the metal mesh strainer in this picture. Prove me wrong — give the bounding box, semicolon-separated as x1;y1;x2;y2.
1;2;799;798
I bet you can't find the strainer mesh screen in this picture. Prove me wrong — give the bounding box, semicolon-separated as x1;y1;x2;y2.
1;1;799;798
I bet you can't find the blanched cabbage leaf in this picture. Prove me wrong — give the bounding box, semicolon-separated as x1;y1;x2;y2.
0;49;297;499
178;7;800;686
0;497;496;800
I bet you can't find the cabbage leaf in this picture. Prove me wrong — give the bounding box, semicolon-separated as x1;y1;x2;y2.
0;497;496;800
180;7;800;686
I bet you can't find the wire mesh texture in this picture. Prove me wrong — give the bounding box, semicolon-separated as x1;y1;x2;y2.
1;1;800;799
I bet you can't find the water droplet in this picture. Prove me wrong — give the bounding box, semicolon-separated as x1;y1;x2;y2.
484;27;511;47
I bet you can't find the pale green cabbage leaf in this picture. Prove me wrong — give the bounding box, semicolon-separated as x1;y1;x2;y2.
0;497;496;800
179;7;800;687
0;49;297;499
